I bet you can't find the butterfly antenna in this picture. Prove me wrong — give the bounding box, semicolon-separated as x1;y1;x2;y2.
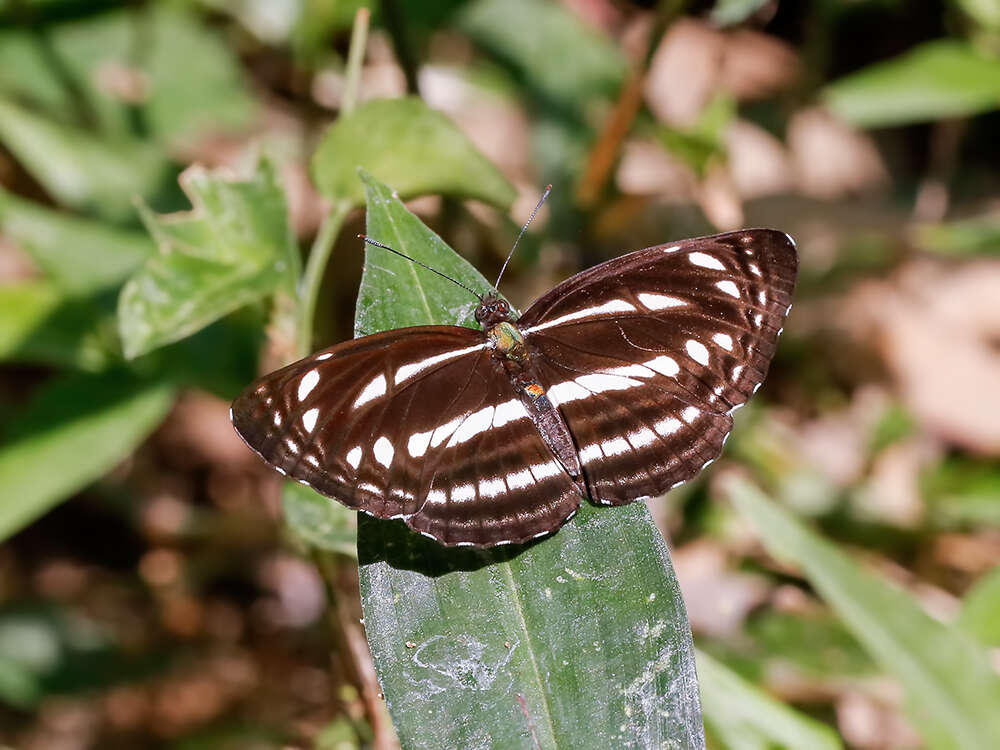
358;235;483;301
494;184;552;290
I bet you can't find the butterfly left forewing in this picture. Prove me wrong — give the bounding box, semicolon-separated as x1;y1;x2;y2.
518;229;797;505
232;325;581;546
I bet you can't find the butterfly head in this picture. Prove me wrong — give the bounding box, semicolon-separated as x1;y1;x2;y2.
475;293;515;328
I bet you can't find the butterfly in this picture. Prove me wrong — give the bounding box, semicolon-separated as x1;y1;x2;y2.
232;225;797;548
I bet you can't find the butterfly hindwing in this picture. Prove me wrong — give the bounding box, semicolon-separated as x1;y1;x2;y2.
518;229;797;505
231;325;581;546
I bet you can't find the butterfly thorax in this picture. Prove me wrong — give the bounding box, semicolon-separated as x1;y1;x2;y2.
486;321;529;362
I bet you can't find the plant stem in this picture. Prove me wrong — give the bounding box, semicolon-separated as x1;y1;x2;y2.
295;7;370;358
342;7;370;117
296;200;350;357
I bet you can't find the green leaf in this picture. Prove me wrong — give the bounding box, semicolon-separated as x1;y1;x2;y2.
0;97;172;222
283;482;358;558
456;0;626;111
823;40;1000;128
0;282;113;371
0;7;255;145
0;370;174;542
726;477;1000;750
311;97;515;208
118;160;298;359
957;565;1000;647
697;649;844;750
913;214;1000;257
356;173;705;750
0;188;153;296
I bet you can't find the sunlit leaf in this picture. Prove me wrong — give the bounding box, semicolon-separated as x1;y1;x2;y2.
824;40;1000;127
958;565;1000;647
726;477;1000;750
356;172;705;750
311;96;515;208
118;159;298;359
0;371;174;542
697;649;844;750
0;188;153;296
283;482;357;558
0;97;171;222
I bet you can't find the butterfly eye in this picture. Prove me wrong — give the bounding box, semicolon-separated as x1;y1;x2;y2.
497;300;509;313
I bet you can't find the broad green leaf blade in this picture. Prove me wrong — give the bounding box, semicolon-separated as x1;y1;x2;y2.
311;97;516;208
696;649;844;750
725;478;1000;750
0;97;171;222
456;0;625;110
0;188;153;296
357;173;705;750
283;483;358;558
118;160;298;359
823;40;1000;128
957;565;1000;647
0;282;112;371
0;371;174;542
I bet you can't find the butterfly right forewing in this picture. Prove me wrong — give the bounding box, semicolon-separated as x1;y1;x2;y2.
519;229;797;505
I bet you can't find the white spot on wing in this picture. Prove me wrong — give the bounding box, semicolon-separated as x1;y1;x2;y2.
408;430;432;458
302;408;319;432
601;436;631;456
689;251;726;271
716;280;740;298
637;292;686;310
579;444;604;462
681;406;700;424
661;244;681;253
493;399;528;428
479;477;506;499
654;417;682;436
451;483;475;502
525;299;636;333
549;380;591;405
452;406;494;444
507;468;533;490
346;446;362;469
353;373;386;408
629;427;658;448
576;373;641;393
430;416;463;448
646;355;680;377
373;436;394;468
316;352;333;361
685;339;710;366
298;369;320;401
393;343;485;385
712;333;734;351
426;489;446;506
530;461;562;480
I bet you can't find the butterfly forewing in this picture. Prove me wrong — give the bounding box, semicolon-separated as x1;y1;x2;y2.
519;229;797;505
231;325;580;546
